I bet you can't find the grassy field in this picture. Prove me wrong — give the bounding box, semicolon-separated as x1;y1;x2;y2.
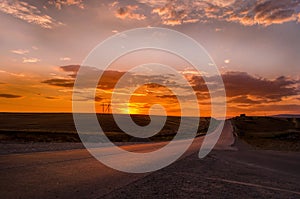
0;113;214;143
232;116;300;151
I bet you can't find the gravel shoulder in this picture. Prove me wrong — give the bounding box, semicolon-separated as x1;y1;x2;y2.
102;146;300;199
0;141;150;155
0;142;85;155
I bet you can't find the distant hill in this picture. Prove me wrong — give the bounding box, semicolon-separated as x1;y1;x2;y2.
272;114;300;118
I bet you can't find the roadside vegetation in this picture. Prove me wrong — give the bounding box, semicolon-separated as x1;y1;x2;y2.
232;116;300;151
0;113;214;143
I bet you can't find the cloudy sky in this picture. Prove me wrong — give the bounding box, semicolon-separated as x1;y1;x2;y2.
0;0;299;116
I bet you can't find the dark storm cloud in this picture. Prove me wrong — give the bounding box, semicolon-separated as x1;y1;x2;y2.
189;71;299;105
228;95;268;105
45;96;59;100
145;83;166;89
222;71;299;101
59;65;97;79
157;94;178;99
46;65;187;91
228;103;300;112
52;65;126;90
42;78;75;88
60;65;80;73
189;75;209;93
44;65;299;106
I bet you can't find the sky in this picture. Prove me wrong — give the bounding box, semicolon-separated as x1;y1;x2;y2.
0;0;299;117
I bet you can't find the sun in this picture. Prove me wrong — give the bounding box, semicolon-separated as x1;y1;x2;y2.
119;103;141;115
128;103;141;115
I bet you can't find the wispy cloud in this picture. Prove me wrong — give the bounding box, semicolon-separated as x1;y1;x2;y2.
136;0;300;26
11;49;29;55
151;1;192;26
32;46;38;50
22;57;40;63
59;57;71;61
48;0;84;10
0;0;63;29
0;70;25;77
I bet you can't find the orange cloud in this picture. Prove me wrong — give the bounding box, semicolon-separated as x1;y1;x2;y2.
115;5;146;20
126;84;181;115
4;64;298;116
0;0;63;29
48;0;85;10
138;0;300;26
0;70;25;77
22;57;41;63
152;2;189;26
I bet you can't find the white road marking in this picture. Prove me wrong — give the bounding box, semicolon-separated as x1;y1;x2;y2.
206;177;300;195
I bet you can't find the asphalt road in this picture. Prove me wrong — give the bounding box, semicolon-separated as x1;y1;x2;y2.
1;121;299;198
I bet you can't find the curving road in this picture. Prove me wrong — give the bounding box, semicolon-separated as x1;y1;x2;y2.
1;121;299;198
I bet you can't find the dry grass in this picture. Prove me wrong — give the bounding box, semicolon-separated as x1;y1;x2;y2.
232;116;300;151
0;113;213;143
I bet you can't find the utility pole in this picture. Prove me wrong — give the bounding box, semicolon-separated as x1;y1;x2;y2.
102;103;111;113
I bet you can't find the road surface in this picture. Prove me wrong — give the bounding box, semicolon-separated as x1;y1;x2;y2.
1;121;299;198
